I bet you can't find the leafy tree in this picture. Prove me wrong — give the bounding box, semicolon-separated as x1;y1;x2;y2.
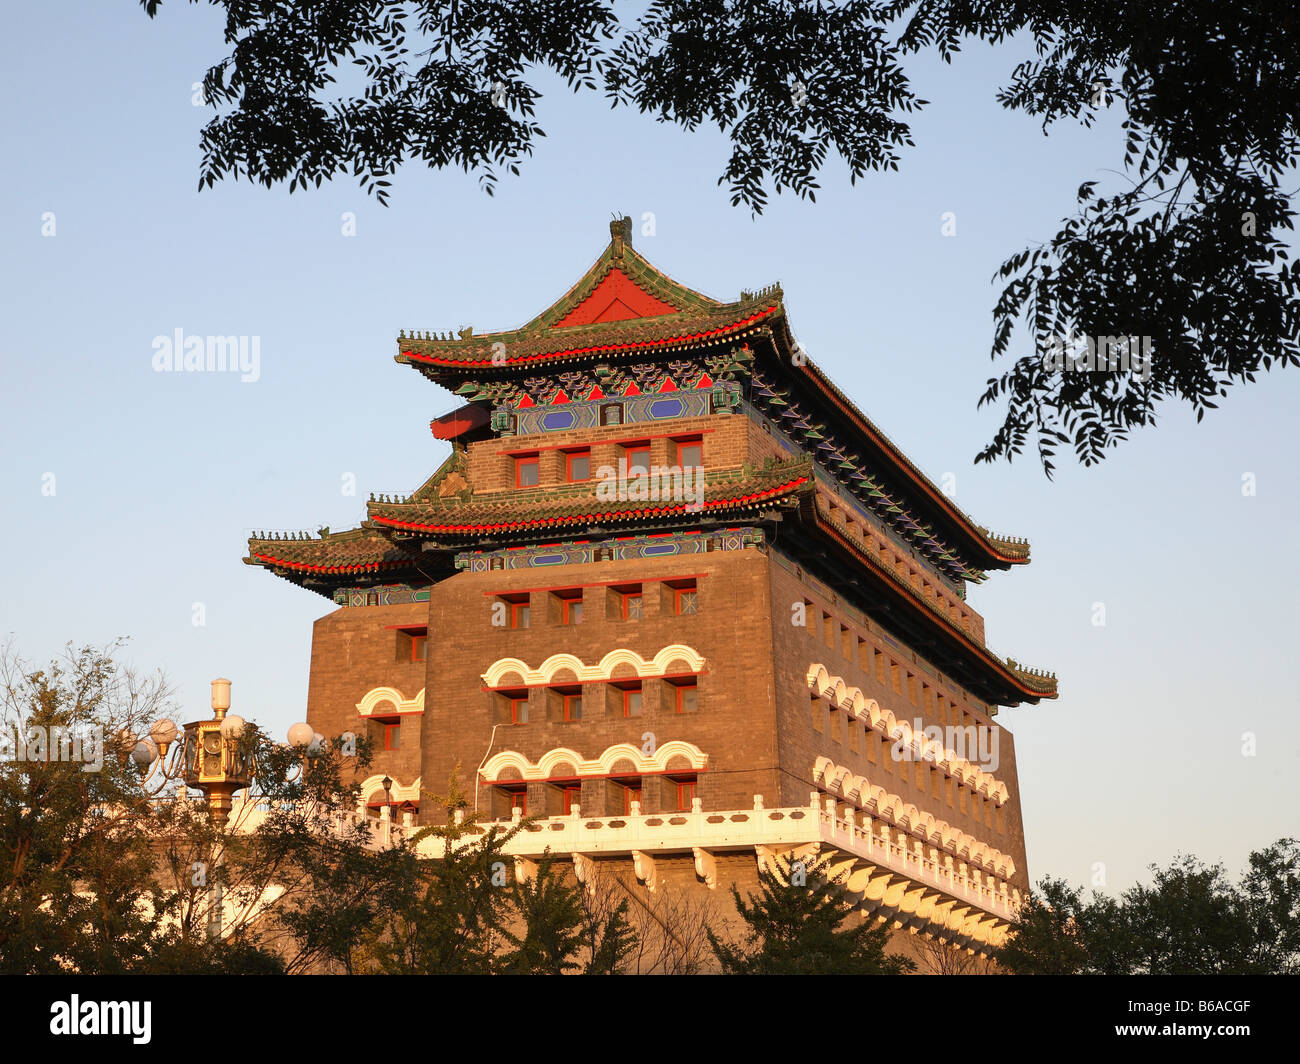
367;768;523;974
709;852;914;974
975;1;1300;474
134;937;287;975
500;854;587;975
146;725;414;975
0;642;623;976
0;638;385;974
997;839;1300;974
0;639;171;973
994;876;1095;976
357;787;639;974
141;1;1300;471
1240;838;1300;975
1117;856;1255;974
580;885;637;975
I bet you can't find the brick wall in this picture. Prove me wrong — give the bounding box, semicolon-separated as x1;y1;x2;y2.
305;601;428;796
466;412;752;494
420;545;781;821
765;554;1030;892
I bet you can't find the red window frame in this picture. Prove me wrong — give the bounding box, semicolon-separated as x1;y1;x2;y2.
509;696;529;724
674;681;698;714
411;634;428;662
623;785;642;815
563;693;582;721
676;780;696;811
515;454;540;487
562;785;582;814
676;439;703;468
674;587;699;615
623;687;642;717
565;450;591;483
624;444;651;474
509;789;527;816
620;591;642;620
383;719;401;750
559;594;583;625
510;602;530;629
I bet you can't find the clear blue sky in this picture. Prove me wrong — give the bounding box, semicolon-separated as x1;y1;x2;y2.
2;3;1295;893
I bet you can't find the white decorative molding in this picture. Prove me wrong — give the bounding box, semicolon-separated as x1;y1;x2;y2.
481;644;706;688
213;794;1016;955
692;846;717;889
632;850;658;892
355;686;425;717
359;773;422;805
812;755;1016;881
572;853;597;895
754;842;819;885
806;663;1010;805
480;739;709;783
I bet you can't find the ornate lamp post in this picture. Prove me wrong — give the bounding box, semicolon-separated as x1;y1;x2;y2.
131;677;314;828
176;678;253;827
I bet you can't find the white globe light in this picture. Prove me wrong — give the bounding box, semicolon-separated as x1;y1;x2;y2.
131;739;158;767
220;715;246;740
149;719;178;745
116;728;138;748
287;722;314;748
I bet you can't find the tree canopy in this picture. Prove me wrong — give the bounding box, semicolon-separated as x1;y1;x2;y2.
0;646;639;976
996;840;1300;975
141;1;1300;473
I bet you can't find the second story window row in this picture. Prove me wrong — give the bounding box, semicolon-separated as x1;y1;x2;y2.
491;578;703;629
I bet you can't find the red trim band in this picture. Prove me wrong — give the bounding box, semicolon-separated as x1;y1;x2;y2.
402;306;778;368
370;476;808;534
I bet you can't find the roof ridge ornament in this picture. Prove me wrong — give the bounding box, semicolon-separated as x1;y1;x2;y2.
610;214;632;260
740;282;783;305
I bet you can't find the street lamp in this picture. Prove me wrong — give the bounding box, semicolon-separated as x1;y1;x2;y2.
131;678;314;827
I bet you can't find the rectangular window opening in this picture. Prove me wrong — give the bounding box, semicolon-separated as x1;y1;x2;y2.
515;454;540;488
565;449;591;483
675;437;703;469
672;679;698;714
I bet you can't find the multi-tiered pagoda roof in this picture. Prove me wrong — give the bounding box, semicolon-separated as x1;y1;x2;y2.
245;218;1055;705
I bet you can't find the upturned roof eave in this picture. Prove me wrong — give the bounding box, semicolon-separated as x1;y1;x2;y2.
753;315;1032;571
804;498;1056;704
365;464;815;536
393;304;779;373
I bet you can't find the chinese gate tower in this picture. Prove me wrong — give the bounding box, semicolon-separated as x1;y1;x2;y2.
246;217;1057;961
